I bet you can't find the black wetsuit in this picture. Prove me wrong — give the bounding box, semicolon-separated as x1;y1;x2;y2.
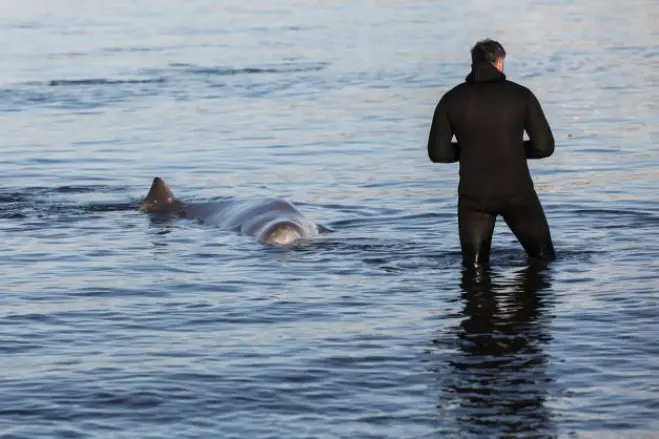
428;61;556;266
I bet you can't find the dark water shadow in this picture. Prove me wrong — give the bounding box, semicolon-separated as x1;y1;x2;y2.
431;263;557;438
47;78;167;86
1;60;329;112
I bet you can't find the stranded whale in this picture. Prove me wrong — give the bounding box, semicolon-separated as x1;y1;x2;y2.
138;177;325;245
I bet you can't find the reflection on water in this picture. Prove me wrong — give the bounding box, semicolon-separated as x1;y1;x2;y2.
439;264;556;438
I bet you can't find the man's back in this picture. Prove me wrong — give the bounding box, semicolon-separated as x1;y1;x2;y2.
428;61;555;203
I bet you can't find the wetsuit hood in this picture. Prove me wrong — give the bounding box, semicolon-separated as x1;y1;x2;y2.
465;61;506;83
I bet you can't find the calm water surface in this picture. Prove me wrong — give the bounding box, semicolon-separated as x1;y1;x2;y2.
1;1;658;438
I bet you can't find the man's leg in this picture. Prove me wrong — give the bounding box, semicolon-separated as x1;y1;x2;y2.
502;191;557;262
458;196;497;268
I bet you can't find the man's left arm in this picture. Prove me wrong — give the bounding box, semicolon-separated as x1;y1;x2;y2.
427;95;460;163
524;90;555;159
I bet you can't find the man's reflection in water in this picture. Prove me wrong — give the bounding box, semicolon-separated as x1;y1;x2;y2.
441;263;556;438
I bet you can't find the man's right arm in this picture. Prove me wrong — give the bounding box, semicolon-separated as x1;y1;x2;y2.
524;90;555;159
428;94;460;163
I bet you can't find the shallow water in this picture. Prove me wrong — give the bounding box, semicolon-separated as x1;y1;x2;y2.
1;0;658;438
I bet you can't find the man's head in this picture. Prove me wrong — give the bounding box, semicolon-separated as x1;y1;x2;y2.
471;39;506;72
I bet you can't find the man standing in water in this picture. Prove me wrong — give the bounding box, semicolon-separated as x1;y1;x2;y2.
427;39;556;267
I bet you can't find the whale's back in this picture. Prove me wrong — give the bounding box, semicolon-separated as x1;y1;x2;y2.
139;177;321;245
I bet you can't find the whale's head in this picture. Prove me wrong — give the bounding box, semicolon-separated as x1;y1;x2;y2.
138;177;183;214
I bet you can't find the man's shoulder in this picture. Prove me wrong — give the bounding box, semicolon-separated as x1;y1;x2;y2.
501;79;533;96
447;79;531;93
448;82;471;93
440;82;470;101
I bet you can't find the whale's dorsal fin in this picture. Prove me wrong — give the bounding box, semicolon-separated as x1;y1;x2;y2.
139;177;182;213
